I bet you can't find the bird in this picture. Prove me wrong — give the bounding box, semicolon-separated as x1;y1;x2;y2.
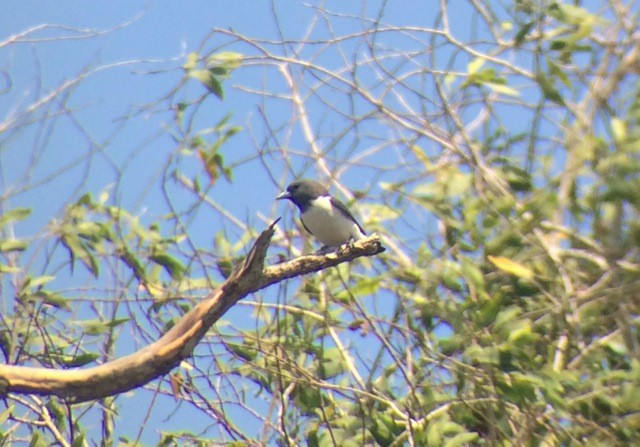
277;179;366;249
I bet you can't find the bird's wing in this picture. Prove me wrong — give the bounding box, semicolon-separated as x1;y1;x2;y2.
330;197;366;235
298;216;314;236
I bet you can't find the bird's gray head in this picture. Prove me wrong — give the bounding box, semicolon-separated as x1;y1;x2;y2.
276;179;329;210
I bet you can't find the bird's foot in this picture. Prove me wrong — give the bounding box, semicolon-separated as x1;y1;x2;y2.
315;238;360;255
338;238;358;253
315;245;338;255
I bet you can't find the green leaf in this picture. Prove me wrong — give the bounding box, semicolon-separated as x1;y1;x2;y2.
36;291;71;310
460;258;485;289
548;2;601;26
71;433;86;447
29;431;47;447
0;264;21;273
0;239;27;253
426;417;445;446
611;117;627;143
106;317;130;328
206;51;243;76
334;277;380;301
150;252;185;280
370;412;400;446
227;341;257;361
439;334;465;356
193;174;202;193
61;234;100;277
463;343;500;365
24;275;56;289
485;82;521;97
462;68;503;89
547;58;571;87
507;320;533;344
76;221;111;242
75;192;94;207
189;69;224;99
296;384;322;414
537;73;565;105
514;21;534;47
444;432;480;447
502;164;533;191
436;260;463;292
359;203;397;222
488;255;534;280
60;353;99;367
319;347;345;379
183;52;199;72
74;317;128;335
118;246;146;281
45;398;66;431
217;258;235;279
550;40;568;51
0;207;32;227
77;319;111;336
0;405;13;425
467;57;485;74
602;178;640;204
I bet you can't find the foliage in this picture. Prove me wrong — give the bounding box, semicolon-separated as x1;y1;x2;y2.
2;1;640;445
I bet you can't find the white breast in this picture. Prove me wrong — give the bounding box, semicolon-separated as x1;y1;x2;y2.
300;196;365;246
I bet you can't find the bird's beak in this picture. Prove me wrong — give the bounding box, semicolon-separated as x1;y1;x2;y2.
276;191;291;200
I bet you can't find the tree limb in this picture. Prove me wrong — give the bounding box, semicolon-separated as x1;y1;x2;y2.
0;221;385;403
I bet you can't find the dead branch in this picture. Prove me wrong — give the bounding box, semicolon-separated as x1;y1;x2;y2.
0;220;385;403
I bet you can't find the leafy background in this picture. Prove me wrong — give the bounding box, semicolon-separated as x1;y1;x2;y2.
2;0;640;445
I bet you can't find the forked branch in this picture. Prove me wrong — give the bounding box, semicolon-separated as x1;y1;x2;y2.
0;220;385;403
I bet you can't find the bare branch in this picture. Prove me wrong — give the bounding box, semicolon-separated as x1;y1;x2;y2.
0;222;385;403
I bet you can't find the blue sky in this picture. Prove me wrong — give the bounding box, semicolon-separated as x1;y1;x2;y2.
3;0;637;444
1;0;466;256
0;0;543;443
2;1;430;442
3;1;412;221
